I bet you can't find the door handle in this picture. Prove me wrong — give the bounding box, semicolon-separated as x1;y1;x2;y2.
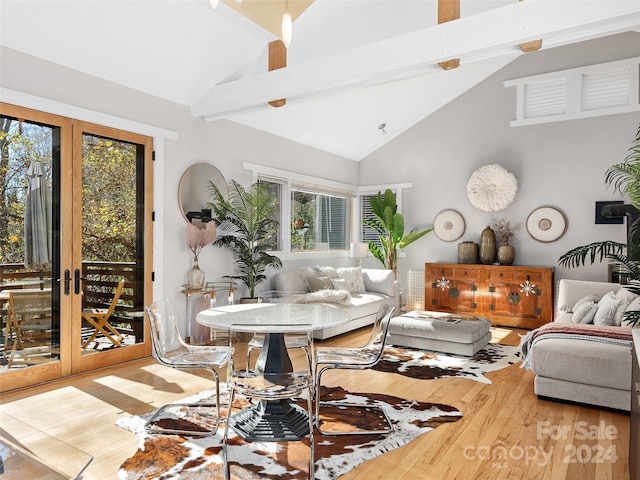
74;269;81;295
64;269;71;295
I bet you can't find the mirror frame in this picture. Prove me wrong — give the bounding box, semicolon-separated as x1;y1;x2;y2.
178;163;227;225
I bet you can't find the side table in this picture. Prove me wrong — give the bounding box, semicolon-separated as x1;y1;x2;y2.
181;281;235;344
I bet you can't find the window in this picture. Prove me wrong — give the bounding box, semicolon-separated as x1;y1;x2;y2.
291;186;350;251
246;163;355;254
358;184;411;246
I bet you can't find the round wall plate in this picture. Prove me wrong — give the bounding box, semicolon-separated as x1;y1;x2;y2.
433;209;465;242
526;206;567;242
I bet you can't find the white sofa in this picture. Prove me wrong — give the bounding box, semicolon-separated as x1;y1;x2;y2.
268;266;400;340
520;278;635;411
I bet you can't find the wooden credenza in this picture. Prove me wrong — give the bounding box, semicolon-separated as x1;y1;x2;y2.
424;263;554;329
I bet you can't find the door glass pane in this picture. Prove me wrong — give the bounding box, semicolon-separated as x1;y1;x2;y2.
1;117;59;372
80;134;144;354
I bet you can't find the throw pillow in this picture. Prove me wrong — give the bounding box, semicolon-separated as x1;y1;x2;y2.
572;294;599;313
593;292;622;326
623;297;640;327
331;278;348;290
307;275;334;292
614;288;639;325
313;266;339;279
572;301;598;324
336;267;366;294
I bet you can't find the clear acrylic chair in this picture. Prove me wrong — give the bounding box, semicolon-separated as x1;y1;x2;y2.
144;299;231;436
224;323;314;480
314;303;395;436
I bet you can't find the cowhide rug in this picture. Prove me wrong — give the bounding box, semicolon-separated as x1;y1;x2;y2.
117;386;461;480
373;343;520;384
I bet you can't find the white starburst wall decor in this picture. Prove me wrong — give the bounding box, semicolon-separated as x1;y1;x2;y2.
466;164;518;212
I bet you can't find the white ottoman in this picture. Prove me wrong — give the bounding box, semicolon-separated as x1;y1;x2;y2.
386;311;492;356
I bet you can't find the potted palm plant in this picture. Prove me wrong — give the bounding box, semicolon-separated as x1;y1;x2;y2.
558;124;640;326
207;179;282;300
364;189;432;279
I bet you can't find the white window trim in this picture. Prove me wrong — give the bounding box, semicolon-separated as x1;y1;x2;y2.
243;162;358;260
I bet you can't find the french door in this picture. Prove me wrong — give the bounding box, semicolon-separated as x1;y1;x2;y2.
0;104;153;391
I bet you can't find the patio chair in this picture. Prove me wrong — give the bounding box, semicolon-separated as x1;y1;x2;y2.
224;323;314;480
144;299;231;436
81;279;125;348
4;290;53;367
314;303;395;436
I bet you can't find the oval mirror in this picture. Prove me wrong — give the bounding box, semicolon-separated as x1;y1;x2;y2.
178;163;227;225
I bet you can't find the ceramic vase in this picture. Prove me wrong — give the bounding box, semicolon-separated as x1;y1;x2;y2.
187;256;205;289
458;241;478;264
479;226;497;265
497;244;516;266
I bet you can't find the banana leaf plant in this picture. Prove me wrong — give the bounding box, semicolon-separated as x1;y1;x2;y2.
363;189;432;279
558;124;640;326
208;180;282;299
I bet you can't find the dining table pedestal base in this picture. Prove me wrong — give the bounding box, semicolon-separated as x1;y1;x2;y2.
229;399;310;442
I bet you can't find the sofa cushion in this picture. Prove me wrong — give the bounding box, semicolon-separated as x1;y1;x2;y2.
556;279;622;316
313;266;339;279
342;292;387;319
362;269;395;297
572;301;598;324
529;337;631;391
273;269;310;293
593;292;621;326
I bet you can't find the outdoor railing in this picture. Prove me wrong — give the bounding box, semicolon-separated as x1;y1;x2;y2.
1;261;144;342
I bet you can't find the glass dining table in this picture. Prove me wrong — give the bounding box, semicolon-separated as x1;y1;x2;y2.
196;302;351;440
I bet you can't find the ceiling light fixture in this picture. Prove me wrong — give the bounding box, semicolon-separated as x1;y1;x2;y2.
282;12;292;48
378;123;387;134
209;0;219;9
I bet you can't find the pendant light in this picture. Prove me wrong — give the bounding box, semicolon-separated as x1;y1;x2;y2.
209;0;219;8
282;11;292;48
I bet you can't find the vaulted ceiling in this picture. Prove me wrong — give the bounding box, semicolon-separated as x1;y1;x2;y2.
2;1;639;160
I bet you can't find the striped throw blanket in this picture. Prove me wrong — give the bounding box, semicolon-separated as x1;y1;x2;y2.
519;322;633;370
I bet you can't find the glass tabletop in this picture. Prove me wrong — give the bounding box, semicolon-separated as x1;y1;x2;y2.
196;302;351;332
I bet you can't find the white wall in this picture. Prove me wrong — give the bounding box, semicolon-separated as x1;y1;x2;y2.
359;33;640;295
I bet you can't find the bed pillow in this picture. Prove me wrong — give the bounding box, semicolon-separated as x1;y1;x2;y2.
572;301;598;324
593;292;621;326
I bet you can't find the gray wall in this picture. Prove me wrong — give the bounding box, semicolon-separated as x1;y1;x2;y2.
359;33;640;295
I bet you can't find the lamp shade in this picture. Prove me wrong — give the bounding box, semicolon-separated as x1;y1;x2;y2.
282;12;292;48
350;242;369;258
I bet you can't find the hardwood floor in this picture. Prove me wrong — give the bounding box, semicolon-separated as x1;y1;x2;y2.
0;326;630;480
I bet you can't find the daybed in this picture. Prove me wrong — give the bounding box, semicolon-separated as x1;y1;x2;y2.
520;278;635;411
268;266;399;340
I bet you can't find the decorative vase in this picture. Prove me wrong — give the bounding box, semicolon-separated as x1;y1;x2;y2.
458;241;478;264
479;226;497;265
497;244;516;265
187;257;205;289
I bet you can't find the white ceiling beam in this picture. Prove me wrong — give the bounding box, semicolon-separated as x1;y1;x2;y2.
192;1;640;119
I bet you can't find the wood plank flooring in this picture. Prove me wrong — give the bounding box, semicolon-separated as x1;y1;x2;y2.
0;326;630;480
